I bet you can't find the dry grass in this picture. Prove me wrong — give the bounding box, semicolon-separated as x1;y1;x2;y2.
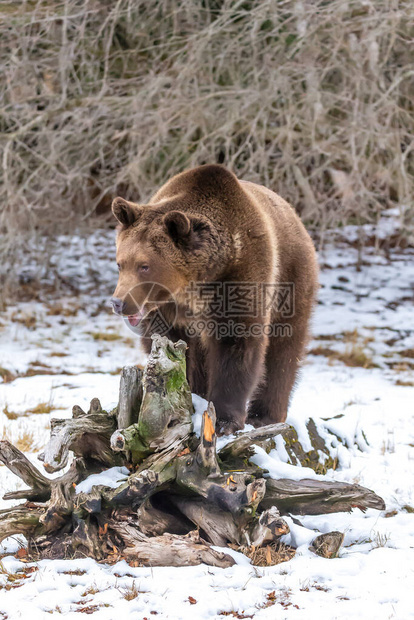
89;331;122;341
15;431;37;452
0;367;16;383
309;343;376;368
398;349;414;359
0;561;38;591
235;541;295;566
46;303;80;317
339;345;376;369
0;0;413;271
81;583;101;597
1;427;37;452
300;580;330;592
10;313;37;329
381;430;395;454
343;329;374;345
120;581;140;601
2;387;62;419
388;360;414;372
372;531;390;548
2;405;20;420
26;401;61;414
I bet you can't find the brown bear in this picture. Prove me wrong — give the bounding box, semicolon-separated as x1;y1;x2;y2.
111;164;319;434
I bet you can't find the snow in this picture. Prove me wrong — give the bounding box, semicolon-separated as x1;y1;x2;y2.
191;393;208;437
251;445;320;481
75;467;129;494
0;217;414;619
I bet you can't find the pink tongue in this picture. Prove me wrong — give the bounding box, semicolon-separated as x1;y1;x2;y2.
128;310;145;327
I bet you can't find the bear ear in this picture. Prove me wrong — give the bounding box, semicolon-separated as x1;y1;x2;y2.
163;210;191;243
112;197;142;228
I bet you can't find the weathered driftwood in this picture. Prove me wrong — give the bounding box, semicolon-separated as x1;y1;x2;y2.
0;334;386;567
218;415;352;475
282;419;338;473
261;478;385;515
108;524;235;568
0;441;51;501
218;422;291;461
116;366;143;430
38;398;120;473
110;338;193;462
0;504;44;542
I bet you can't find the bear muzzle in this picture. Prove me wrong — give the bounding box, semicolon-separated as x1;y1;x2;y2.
110;297;125;315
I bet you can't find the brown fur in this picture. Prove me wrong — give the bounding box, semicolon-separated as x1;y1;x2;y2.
111;164;319;434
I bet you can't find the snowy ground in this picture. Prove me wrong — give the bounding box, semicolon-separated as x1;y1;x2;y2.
0;211;413;619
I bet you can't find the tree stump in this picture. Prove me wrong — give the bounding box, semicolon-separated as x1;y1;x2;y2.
0;335;385;567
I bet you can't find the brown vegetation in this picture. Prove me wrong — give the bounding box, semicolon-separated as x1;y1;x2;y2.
238;541;296;567
309;343;376;369
1;0;413;257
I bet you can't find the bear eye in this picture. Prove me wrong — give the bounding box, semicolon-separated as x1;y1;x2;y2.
117;263;121;271
139;265;149;273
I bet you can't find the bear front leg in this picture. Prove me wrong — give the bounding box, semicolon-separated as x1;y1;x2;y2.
206;335;267;435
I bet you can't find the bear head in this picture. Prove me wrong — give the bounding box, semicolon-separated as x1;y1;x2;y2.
111;196;221;326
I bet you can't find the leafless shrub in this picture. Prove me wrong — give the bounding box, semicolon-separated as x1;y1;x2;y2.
1;0;413;256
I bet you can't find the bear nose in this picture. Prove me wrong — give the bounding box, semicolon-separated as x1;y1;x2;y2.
110;297;126;315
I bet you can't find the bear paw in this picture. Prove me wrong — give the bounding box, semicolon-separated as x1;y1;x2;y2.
216;418;244;436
